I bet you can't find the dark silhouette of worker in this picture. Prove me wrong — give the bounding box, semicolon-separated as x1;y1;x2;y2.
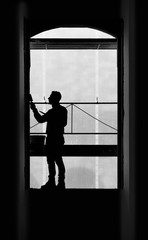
30;91;67;189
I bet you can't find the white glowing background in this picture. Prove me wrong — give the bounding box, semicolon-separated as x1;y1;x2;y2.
30;28;117;189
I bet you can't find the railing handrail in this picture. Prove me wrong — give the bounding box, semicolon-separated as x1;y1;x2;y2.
30;132;117;135
30;101;118;133
32;101;117;104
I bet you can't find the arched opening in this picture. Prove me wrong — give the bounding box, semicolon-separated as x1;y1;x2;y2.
29;27;122;189
31;27;115;38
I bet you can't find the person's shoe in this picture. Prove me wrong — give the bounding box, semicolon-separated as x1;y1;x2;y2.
41;179;56;190
56;182;65;190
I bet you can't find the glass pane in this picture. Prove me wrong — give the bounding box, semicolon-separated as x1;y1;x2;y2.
30;157;48;189
30;49;117;143
30;50;98;102
99;104;117;133
73;104;96;133
65;157;117;189
64;134;117;145
30;157;117;189
30;49;117;102
31;27;115;39
98;50;117;101
98;157;117;188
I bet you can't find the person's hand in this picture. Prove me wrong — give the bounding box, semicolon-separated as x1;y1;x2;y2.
29;94;33;102
30;101;36;110
29;94;36;110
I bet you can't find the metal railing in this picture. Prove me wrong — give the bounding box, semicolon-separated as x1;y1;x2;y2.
30;101;118;135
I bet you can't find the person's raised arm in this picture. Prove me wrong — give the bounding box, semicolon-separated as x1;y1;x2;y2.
30;94;48;123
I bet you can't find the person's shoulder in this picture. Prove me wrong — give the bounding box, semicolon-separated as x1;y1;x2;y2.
60;105;67;112
60;104;66;109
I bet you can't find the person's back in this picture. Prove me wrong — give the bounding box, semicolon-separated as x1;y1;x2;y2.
46;104;67;140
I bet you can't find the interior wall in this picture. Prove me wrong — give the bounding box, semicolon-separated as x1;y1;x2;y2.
10;0;142;239
120;0;130;239
120;0;143;239
14;2;29;240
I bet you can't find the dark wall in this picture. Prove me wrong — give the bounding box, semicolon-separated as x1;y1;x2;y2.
120;1;144;240
3;1;143;240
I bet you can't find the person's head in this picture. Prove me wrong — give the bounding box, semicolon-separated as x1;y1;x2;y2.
48;91;62;105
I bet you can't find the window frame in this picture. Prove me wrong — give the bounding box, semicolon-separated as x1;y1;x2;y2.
28;33;123;189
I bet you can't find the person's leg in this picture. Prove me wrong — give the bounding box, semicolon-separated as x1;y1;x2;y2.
46;154;56;186
41;153;56;189
55;156;65;188
43;142;56;188
47;155;56;178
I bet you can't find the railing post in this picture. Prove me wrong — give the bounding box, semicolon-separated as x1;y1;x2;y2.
71;104;73;134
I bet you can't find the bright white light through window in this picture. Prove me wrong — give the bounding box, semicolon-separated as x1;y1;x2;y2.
29;28;118;189
31;27;115;39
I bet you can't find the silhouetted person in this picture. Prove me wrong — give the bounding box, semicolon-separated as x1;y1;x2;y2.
30;91;67;189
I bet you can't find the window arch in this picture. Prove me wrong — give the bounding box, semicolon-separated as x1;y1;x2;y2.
31;27;115;39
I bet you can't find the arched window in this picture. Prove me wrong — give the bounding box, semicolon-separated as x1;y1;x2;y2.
31;27;115;39
29;27;121;189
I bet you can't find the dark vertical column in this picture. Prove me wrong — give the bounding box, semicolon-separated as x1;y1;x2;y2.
24;19;30;189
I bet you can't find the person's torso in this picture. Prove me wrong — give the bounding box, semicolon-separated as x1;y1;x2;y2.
46;105;67;137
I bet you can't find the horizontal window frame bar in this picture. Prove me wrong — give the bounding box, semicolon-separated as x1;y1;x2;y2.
30;132;117;135
30;144;117;157
30;38;117;50
31;102;118;105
